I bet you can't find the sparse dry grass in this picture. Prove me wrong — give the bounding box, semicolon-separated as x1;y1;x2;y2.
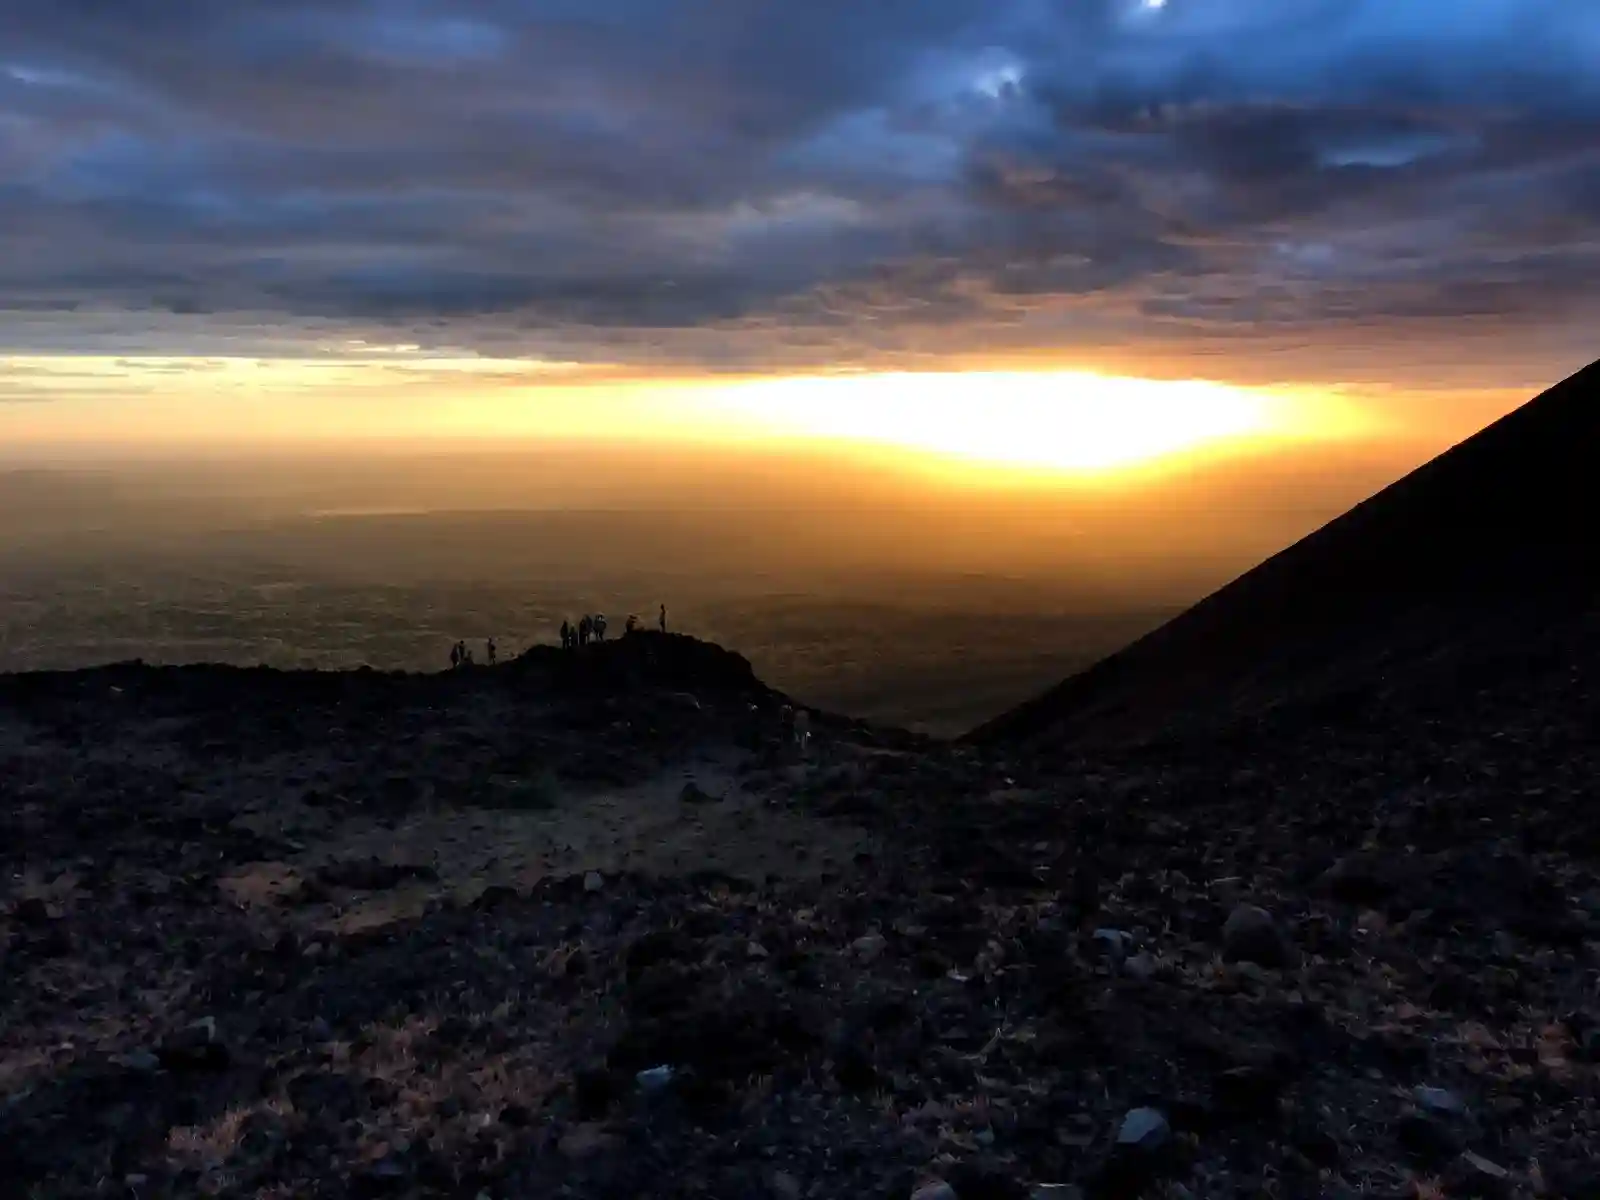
166;1105;254;1170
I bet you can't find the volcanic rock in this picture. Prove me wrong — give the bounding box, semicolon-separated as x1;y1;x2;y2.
1220;904;1295;968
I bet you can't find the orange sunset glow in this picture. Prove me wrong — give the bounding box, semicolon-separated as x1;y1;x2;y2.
0;353;1519;482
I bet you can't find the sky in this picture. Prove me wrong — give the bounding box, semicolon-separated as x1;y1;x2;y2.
1;0;1596;472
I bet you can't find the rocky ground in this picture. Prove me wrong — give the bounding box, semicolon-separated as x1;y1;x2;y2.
3;631;1598;1198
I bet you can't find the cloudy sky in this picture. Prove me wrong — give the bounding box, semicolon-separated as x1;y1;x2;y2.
1;0;1596;458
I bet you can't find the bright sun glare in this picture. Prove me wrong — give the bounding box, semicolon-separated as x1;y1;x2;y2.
707;371;1345;474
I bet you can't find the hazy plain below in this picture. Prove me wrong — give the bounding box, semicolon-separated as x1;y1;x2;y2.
0;440;1419;733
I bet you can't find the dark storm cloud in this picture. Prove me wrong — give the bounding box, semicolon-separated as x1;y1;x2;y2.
1;0;1597;378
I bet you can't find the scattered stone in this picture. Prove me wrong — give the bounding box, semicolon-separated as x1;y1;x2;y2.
1288;1108;1341;1166
1414;1084;1469;1116
472;884;520;911
947;1161;1029;1200
1321;853;1402;905
680;781;719;804
6;631;1598;1199
1578;1027;1600;1063
852;933;887;961
635;1065;674;1093
1122;951;1158;981
572;1067;623;1119
1396;1110;1465;1165
1221;904;1295;968
1098;1107;1177;1196
498;1103;533;1128
352;1153;410;1197
832;1041;878;1093
1447;1151;1512;1198
157;1017;230;1073
122;1049;161;1074
12;897;53;927
1214;1064;1286;1121
1116;1107;1170;1150
1091;928;1131;956
25;923;74;958
559;1123;621;1160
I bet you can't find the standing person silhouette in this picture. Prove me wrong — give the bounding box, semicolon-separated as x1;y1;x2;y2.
486;638;497;665
659;604;667;633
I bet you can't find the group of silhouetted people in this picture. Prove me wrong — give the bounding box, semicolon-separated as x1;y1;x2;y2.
448;605;669;668
560;613;606;649
448;638;496;669
560;604;667;650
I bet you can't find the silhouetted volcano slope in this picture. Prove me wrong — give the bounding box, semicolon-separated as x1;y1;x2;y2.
970;356;1600;747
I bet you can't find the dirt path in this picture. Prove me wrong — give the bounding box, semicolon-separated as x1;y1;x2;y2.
225;750;873;935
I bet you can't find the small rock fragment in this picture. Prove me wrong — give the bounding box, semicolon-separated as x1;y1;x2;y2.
636;1065;674;1093
1116;1107;1171;1150
770;1171;802;1200
157;1017;230;1073
1092;928;1131;956
573;1067;622;1118
1214;1064;1287;1120
1396;1111;1465;1165
1123;952;1158;981
1221;904;1295;968
1578;1027;1600;1063
852;933;887;961
1321;853;1401;905
12;897;53;927
1290;1116;1341;1167
583;871;604;893
354;1153;409;1196
498;1103;534;1128
1414;1084;1468;1116
1447;1151;1512;1198
947;1161;1029;1199
680;781;718;804
911;1182;957;1200
122;1049;161;1074
559;1123;620;1159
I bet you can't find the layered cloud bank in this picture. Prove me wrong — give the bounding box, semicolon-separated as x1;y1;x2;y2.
1;0;1596;386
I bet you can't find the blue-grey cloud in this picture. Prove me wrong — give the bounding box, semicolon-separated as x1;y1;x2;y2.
0;0;1596;382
